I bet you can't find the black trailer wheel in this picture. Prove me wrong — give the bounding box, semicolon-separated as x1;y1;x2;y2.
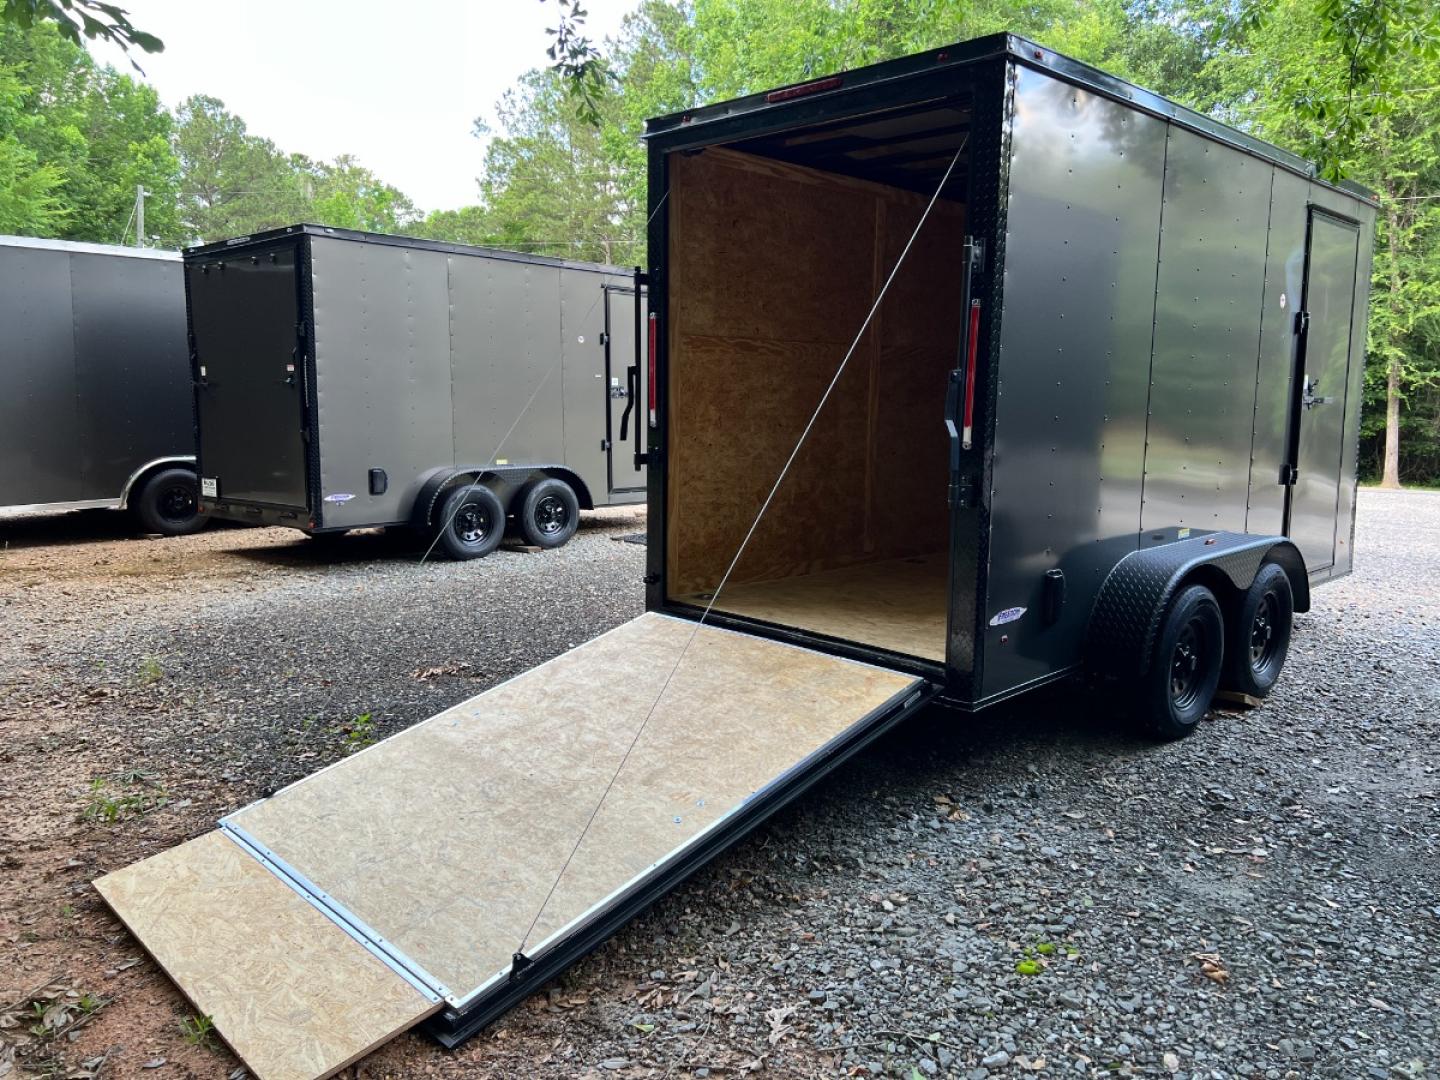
1141;584;1224;740
517;477;580;549
133;468;208;536
437;483;505;561
1222;563;1294;698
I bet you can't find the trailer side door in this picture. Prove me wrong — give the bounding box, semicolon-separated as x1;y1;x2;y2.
1287;210;1361;572
603;284;647;496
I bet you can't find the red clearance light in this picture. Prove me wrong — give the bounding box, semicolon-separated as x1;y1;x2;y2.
962;299;981;449
766;76;842;104
647;312;658;428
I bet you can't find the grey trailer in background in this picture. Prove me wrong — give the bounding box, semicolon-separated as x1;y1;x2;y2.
185;225;646;559
0;235;207;535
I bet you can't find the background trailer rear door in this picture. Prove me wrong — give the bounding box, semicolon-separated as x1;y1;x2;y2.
97;613;934;1079
189;243;309;511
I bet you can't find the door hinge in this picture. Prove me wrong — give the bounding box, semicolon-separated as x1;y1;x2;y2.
643;572;660;585
599;331;609;346
1293;310;1310;335
1280;463;1298;485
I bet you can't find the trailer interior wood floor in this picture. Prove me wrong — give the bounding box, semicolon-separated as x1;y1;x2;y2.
676;553;949;662
663;135;967;665
96;613;922;1079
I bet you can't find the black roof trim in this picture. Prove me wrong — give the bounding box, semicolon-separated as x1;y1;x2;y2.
645;32;1376;205
183;223;636;275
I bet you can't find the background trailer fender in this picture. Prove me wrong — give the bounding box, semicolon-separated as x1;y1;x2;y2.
97;34;1376;1080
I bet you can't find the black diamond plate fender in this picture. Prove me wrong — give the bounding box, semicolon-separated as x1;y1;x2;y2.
1086;533;1309;681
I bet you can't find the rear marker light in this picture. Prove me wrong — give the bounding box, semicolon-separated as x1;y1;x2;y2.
962;299;981;449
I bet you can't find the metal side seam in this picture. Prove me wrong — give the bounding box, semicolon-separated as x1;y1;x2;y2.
218;821;451;1004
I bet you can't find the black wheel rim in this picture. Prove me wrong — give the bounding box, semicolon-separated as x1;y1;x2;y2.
453;503;492;545
1170;619;1209;710
157;483;196;522
533;494;568;536
1249;592;1281;673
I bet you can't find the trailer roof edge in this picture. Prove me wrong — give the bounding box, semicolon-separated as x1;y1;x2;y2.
0;234;180;260
183;224;638;276
643;31;1378;206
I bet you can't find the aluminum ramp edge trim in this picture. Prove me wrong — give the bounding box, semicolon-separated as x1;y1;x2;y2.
428;675;935;1041
218;822;451;1004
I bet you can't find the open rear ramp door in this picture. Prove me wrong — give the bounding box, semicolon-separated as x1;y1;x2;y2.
97;613;932;1079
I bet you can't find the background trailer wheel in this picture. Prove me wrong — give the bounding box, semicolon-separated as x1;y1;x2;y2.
132;468;208;536
517;477;580;549
1142;584;1224;740
436;484;505;561
1223;562;1294;698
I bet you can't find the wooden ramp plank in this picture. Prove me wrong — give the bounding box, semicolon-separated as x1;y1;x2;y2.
95;831;437;1080
228;612;918;1004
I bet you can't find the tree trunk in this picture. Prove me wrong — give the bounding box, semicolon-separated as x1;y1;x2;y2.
1380;203;1404;489
1382;356;1402;488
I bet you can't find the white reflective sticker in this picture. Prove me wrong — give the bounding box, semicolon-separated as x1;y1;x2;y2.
323;493;355;503
1279;292;1287;309
989;606;1027;627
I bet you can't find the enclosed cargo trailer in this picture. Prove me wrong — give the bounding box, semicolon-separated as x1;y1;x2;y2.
184;226;647;557
0;236;207;535
98;35;1375;1079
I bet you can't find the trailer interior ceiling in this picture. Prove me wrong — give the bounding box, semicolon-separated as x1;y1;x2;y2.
665;101;972;664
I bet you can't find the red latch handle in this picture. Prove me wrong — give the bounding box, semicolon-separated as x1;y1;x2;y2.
647;312;658;428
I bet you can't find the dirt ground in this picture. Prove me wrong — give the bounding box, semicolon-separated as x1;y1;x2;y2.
1;493;1436;1080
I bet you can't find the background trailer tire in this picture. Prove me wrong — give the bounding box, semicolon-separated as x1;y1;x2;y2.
517;477;580;549
1222;562;1294;698
1142;584;1225;740
132;468;208;536
436;484;505;561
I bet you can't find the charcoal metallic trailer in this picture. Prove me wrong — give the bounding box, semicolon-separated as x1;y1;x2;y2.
99;35;1375;1079
0;236;207;535
184;225;647;557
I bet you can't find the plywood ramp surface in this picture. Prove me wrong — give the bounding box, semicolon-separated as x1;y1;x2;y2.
681;553;950;662
229;613;918;1003
94;831;436;1080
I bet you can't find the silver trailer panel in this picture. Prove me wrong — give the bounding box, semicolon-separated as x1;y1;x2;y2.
310;237;455;528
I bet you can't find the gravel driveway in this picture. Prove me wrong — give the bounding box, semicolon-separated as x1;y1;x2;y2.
0;490;1435;1079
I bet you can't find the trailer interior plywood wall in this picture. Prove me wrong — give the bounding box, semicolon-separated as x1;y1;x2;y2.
665;147;964;661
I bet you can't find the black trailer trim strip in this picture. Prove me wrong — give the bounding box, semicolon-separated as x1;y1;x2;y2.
185;224;636;278
426;673;937;1045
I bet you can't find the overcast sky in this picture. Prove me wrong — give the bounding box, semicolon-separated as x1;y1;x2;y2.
89;0;638;213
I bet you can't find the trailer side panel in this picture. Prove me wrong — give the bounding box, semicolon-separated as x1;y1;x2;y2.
981;65;1166;700
448;257;565;471
70;252;191;499
1141;126;1273;541
309;237;453;528
0;246;81;505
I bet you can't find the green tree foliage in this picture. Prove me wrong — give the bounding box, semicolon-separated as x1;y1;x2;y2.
0;19;178;242
0;0;161;65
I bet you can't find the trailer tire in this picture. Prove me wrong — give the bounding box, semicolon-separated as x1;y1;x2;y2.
437;483;505;561
517;477;580;549
1140;584;1224;741
1221;562;1293;698
132;468;208;536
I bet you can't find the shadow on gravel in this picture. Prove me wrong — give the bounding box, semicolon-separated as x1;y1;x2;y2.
836;682;1155;795
224;509;648;569
0;508;247;549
